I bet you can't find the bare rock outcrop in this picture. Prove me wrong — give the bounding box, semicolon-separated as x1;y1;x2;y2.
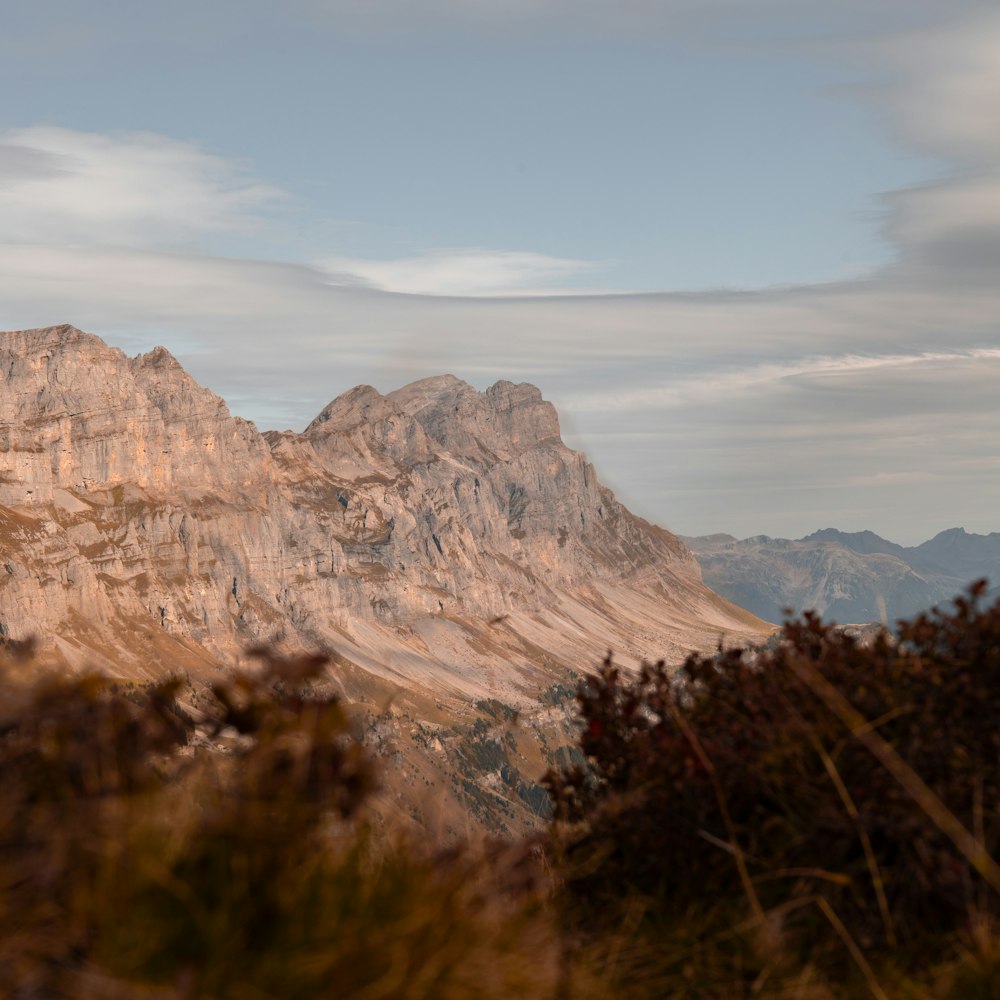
1;325;271;504
0;324;765;674
1;324;770;834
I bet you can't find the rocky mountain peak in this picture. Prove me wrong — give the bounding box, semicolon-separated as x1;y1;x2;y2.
385;373;469;412
912;527;1000;576
7;323;96;351
0;323;766;677
0;324;269;505
306;385;386;433
928;527;968;543
132;344;183;371
688;525;1000;626
1;323;770;834
2;324;126;382
300;374;564;477
802;529;906;558
390;376;562;464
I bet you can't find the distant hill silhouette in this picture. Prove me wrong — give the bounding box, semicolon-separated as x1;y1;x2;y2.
685;527;999;625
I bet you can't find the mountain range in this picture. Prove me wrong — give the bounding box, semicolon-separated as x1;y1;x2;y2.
0;324;768;834
684;527;1000;626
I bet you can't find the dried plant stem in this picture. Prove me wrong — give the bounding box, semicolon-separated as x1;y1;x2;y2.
667;700;765;922
791;654;1000;895
809;732;897;947
814;897;890;1000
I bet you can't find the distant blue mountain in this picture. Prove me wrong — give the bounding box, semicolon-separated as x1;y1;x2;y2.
910;527;1000;577
684;527;999;626
801;528;908;559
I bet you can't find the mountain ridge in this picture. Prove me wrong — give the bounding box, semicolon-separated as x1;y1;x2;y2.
685;526;999;625
0;324;769;834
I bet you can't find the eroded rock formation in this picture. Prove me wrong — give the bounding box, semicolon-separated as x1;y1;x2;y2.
1;324;769;833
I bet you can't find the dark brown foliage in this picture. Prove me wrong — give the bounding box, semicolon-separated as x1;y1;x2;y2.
546;582;1000;978
0;650;576;1000
6;587;1000;997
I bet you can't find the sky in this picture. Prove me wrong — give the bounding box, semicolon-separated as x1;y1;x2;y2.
1;0;998;545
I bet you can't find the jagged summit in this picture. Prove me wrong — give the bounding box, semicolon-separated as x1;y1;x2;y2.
1;323;127;369
133;344;184;370
386;373;468;409
0;324;264;505
305;375;478;436
0;323;767;679
0;323;770;834
306;384;386;432
4;322;91;345
302;373;563;473
924;527;969;545
801;529;907;558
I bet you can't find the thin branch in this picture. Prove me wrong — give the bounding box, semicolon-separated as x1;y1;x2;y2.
790;653;1000;896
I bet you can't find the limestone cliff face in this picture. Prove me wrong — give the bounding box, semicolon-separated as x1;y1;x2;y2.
1;325;271;505
1;324;771;834
0;325;763;682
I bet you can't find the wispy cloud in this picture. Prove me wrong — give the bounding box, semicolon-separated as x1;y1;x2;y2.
0;127;283;250
864;9;1000;163
563;348;1000;412
296;0;964;43
316;249;601;297
864;9;1000;279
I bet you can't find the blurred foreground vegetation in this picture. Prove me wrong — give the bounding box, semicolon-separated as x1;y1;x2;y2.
3;584;1000;998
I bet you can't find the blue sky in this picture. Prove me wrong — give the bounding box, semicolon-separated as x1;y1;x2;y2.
2;1;928;290
1;1;998;543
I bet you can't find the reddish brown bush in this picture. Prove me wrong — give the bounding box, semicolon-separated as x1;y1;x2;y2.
547;582;1000;975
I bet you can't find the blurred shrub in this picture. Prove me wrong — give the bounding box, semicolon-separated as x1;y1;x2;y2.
546;582;1000;995
8;583;1000;998
0;650;582;1000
